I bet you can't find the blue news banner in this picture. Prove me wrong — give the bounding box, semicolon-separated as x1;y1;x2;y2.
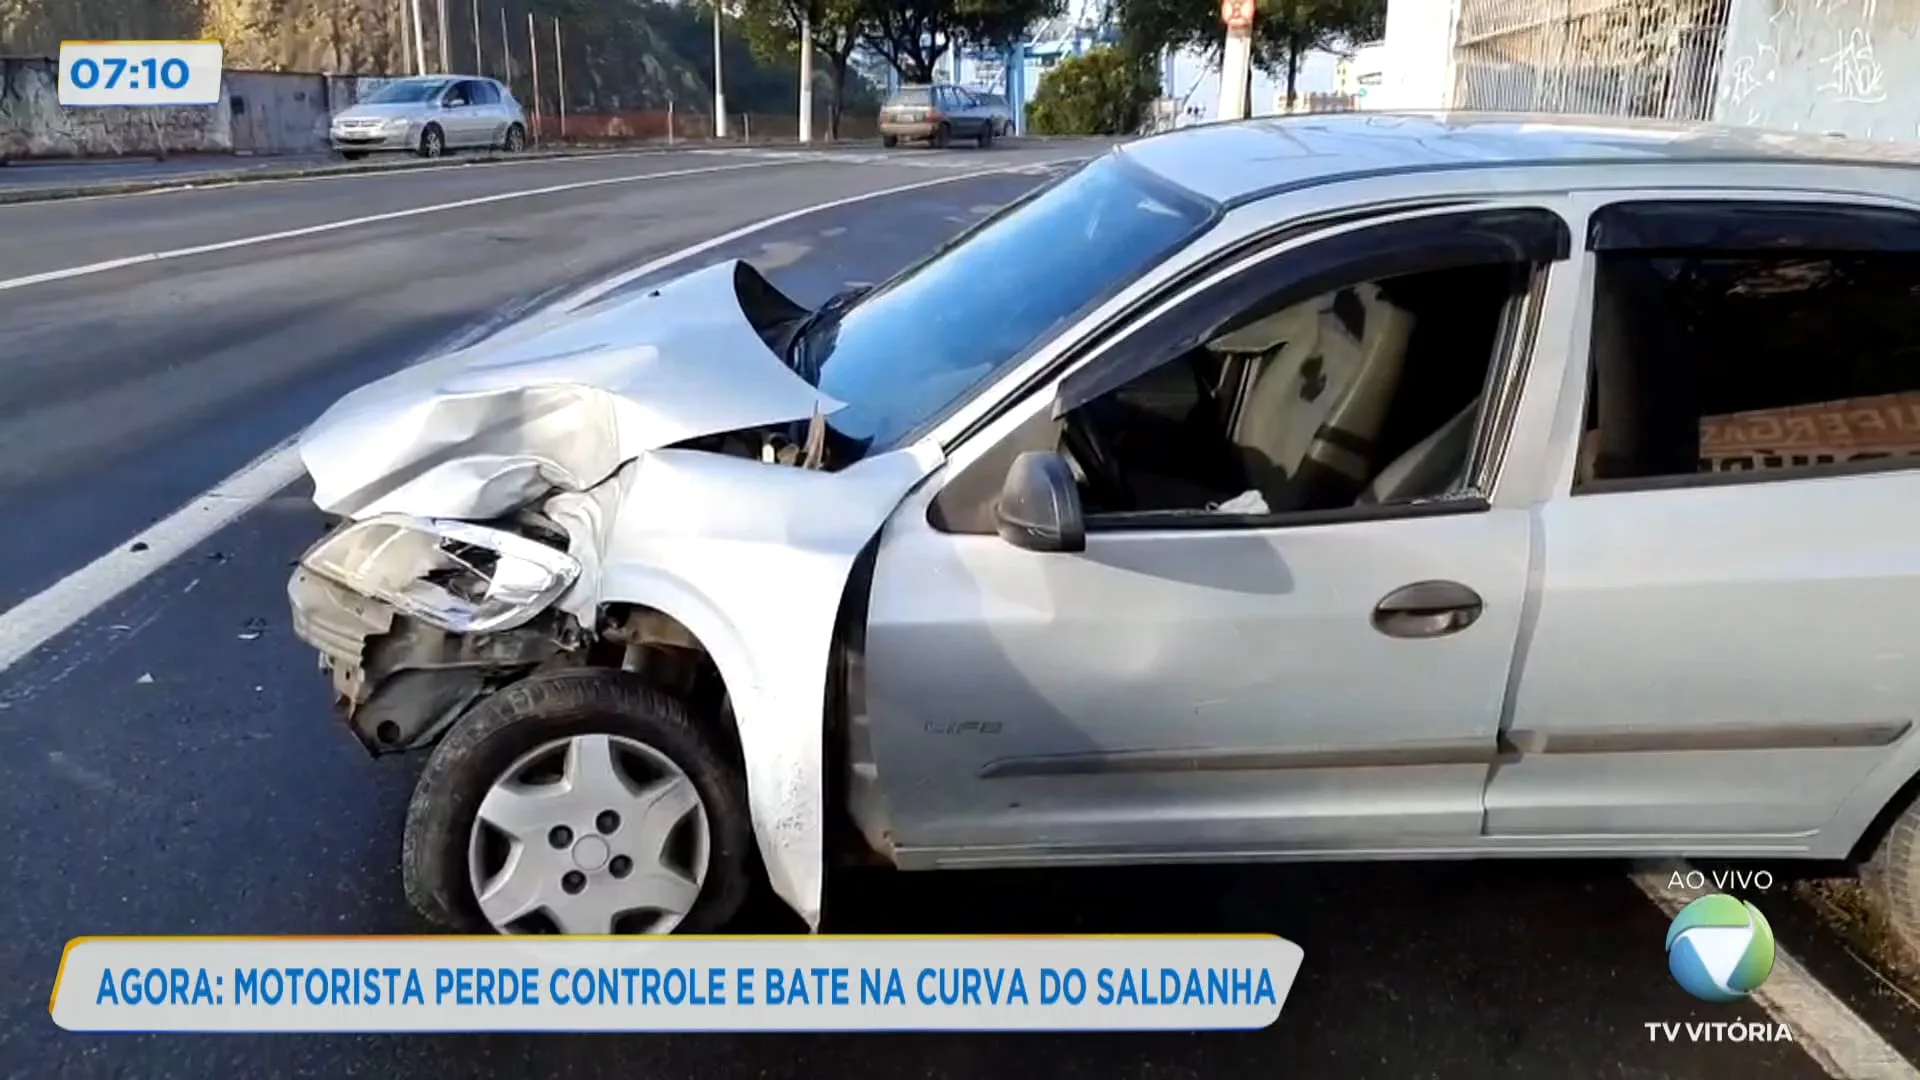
51;936;1305;1032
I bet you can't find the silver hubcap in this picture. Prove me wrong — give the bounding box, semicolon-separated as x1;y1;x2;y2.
466;733;709;935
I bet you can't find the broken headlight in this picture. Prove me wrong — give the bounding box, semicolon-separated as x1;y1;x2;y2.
299;514;580;634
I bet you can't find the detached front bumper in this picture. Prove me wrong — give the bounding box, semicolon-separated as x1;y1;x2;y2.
287;567;401;750
288;564;575;756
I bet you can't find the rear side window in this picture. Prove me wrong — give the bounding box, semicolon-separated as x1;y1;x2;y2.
1579;202;1920;490
470;80;499;105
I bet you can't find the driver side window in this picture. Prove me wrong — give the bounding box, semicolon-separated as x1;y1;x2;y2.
1058;208;1565;523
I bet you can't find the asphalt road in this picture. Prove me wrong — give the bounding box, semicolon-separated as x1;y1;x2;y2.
0;143;1897;1078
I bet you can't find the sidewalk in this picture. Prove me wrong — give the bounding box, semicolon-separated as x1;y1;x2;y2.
0;138;811;205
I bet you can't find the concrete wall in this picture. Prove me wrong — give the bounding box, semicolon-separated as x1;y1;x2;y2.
225;71;332;154
1714;0;1920;141
0;56;231;160
0;59;404;161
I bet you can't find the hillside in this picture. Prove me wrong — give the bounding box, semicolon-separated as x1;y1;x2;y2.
0;0;874;118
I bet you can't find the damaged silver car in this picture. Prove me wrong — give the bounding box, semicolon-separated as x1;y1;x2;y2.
290;114;1920;952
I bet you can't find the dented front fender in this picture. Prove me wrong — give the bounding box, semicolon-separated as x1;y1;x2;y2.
573;444;944;930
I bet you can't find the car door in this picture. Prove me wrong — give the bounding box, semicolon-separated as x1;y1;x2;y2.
855;202;1577;864
468;79;505;146
439;80;481;146
1487;190;1920;853
949;88;983;136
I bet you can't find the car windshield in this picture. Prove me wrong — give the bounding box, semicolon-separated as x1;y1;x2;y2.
887;88;933;108
802;154;1213;454
362;79;450;104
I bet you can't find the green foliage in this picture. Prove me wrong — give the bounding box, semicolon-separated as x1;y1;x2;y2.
854;0;1062;83
1026;46;1159;136
1117;0;1384;81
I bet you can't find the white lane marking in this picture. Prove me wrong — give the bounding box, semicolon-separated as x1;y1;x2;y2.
0;158;1081;675
0;438;307;675
1633;867;1920;1079
0;159;795;293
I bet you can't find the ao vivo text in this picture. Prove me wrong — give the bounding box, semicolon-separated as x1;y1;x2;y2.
1667;868;1776;892
94;964;1281;1009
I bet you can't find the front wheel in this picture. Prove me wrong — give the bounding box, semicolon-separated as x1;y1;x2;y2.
401;669;754;936
417;124;445;159
881;134;899;148
977;124;994;149
931;123;951;149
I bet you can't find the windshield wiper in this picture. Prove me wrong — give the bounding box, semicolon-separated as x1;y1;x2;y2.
785;284;872;383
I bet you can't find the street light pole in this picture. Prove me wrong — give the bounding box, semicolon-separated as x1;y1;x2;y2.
408;0;428;74
798;10;813;143
712;1;728;139
1216;0;1255;121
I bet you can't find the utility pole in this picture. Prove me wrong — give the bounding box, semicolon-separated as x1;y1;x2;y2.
408;0;428;74
712;1;727;139
798;10;812;143
500;8;512;88
438;0;452;72
1216;0;1254;121
472;0;483;74
553;17;566;139
528;10;543;141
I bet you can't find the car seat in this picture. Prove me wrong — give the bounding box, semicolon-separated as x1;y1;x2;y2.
1221;283;1418;511
1357;397;1480;505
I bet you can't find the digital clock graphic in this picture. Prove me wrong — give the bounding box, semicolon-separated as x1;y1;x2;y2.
58;41;224;107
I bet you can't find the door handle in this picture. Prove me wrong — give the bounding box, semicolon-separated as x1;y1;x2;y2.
1372;580;1484;639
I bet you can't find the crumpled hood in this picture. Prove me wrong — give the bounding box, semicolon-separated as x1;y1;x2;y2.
301;259;842;520
297;258;940;933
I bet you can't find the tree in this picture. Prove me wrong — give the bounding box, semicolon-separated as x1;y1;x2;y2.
1026;45;1158;135
1118;0;1384;111
739;0;870;137
860;0;1062;84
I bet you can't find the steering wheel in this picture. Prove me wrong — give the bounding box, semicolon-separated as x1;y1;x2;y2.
1061;407;1134;512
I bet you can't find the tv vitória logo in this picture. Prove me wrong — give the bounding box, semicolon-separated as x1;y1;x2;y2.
1665;893;1776;1003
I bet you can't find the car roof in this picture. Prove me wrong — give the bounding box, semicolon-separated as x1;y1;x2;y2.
1118;111;1920;206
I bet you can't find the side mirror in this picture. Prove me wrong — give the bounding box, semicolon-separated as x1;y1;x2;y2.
994;451;1086;553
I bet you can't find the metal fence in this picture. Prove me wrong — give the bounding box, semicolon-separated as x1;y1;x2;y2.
1452;0;1733;120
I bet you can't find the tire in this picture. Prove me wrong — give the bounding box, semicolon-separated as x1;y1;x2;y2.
977;124;994;149
931;123;951;149
401;668;754;936
1864;797;1920;957
502;124;526;153
417;124;445;159
339;150;368;161
881;134;899;148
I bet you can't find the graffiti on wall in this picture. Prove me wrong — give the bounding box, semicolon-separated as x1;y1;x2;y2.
1717;0;1916;139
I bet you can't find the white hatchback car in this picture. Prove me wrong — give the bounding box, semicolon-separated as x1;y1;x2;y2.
288;113;1920;951
329;75;527;160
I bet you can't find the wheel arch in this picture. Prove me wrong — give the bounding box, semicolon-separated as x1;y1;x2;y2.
1831;733;1920;861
